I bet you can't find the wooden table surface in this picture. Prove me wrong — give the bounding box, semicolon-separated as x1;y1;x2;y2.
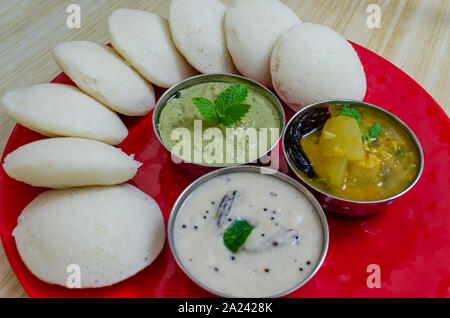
0;0;448;298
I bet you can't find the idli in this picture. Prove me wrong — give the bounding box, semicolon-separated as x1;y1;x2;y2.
53;41;155;116
224;0;301;87
169;0;237;74
1;83;127;145
3;138;141;189
270;23;367;110
108;9;197;88
13;184;165;288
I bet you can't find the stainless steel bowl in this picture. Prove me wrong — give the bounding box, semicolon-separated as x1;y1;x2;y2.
167;165;329;298
153;74;285;177
282;100;424;217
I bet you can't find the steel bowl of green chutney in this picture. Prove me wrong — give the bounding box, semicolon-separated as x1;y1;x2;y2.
153;74;285;176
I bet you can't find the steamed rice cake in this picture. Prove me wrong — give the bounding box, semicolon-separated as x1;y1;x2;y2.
270;23;367;110
53;41;155;116
224;0;301;87
169;0;237;74
0;83;128;145
108;9;197;88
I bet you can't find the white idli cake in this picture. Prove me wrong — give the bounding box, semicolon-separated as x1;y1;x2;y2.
271;23;367;110
53;41;155;116
169;0;237;74
108;9;197;88
0;84;127;145
13;184;165;288
3;138;141;189
224;0;301;87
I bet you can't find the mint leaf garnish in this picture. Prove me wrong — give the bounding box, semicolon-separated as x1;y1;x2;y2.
192;84;251;126
223;219;254;254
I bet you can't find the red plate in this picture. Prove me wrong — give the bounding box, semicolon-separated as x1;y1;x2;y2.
1;43;449;298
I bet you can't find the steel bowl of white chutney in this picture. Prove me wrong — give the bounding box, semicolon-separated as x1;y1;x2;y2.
168;165;329;298
153;74;285;177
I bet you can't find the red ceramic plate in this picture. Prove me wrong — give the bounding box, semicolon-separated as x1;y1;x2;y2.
1;43;449;298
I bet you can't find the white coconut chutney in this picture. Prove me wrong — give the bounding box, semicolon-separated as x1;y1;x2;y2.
173;172;325;297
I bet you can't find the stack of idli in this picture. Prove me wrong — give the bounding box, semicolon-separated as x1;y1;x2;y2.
4;136;166;288
3;135;166;288
0;117;165;289
1;9;173;289
1;83;166;288
270;23;367;110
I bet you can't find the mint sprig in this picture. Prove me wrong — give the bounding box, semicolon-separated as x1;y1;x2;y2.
223;219;254;254
192;84;251;126
339;105;368;139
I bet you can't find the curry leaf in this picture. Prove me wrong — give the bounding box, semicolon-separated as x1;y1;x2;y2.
339;105;362;123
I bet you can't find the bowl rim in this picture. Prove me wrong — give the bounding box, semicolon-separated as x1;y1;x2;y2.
282;99;425;204
167;165;329;298
152;73;286;168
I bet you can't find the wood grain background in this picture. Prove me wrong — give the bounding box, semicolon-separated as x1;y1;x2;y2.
0;0;448;297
